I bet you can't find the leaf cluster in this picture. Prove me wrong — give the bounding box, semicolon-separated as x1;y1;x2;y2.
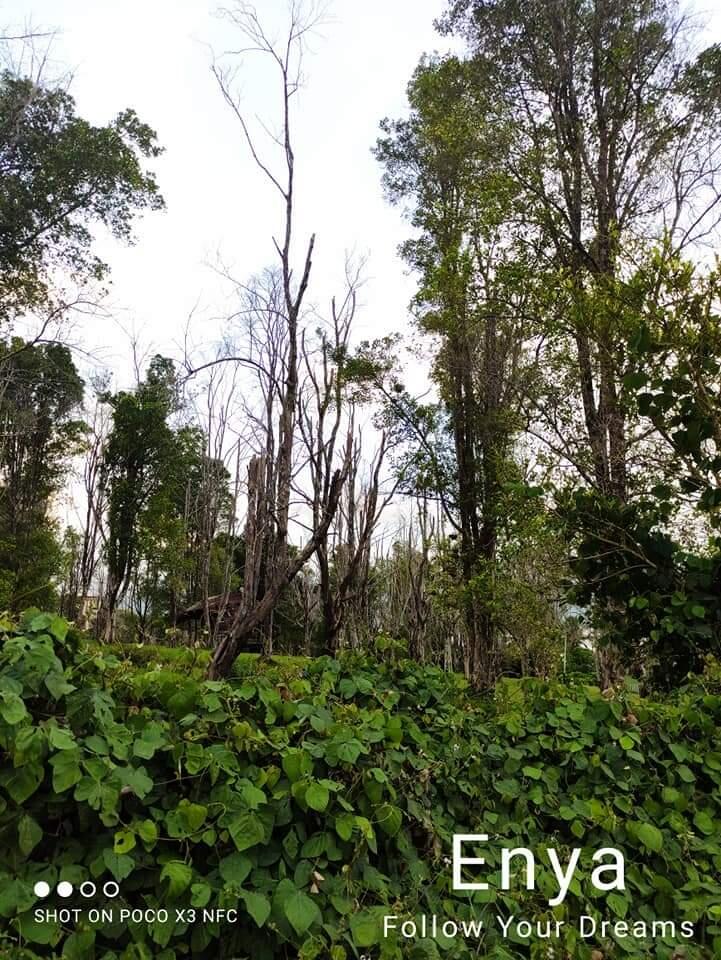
1;617;721;957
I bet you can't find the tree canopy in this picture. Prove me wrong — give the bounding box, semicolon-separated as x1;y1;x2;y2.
0;72;163;319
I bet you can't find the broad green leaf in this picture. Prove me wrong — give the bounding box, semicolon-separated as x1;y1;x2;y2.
179;800;207;833
191;882;212;908
28;613;52;633
375;803;402;837
18;814;42;855
694;811;714;835
0;878;35;918
63;930;95;960
238;780;266;809
0;764;43;804
0;691;27;725
137;819;158;844
306;782;329;812
161;860;193;898
102;849;134;881
219;852;252;886
282;749;312;783
350;910;380;947
50;749;82;793
17;913;60;945
241;889;271;927
114;829;136;854
49;616;69;643
638;822;663;853
48;724;76;750
45;671;75;699
335;813;355;841
284;889;321;936
337;740;362;764
228;812;265;852
385;716;402;744
608;892;629;917
114;765;153;799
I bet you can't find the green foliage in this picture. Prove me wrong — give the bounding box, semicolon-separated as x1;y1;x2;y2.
1;615;721;957
0;72;163;319
101;356;206;633
557;254;721;689
562;643;597;683
0;521;66;612
0;339;85;609
562;490;721;688
625;257;721;517
375;52;552;687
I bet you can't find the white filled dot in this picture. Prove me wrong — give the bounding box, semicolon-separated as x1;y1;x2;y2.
33;881;50;898
57;881;73;897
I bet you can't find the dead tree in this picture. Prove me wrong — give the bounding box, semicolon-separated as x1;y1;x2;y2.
329;432;397;652
207;2;350;678
182;355;242;642
295;264;399;653
406;497;434;662
74;390;108;624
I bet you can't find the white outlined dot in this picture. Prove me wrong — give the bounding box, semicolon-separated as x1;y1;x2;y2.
79;881;97;898
102;880;120;898
57;881;73;898
33;881;50;898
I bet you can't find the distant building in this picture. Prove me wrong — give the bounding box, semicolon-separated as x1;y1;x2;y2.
176;591;261;651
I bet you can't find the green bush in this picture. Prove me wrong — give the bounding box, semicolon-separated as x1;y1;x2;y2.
1;614;721;958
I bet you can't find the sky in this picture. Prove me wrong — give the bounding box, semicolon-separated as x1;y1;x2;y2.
4;0;721;541
4;0;721;389
4;0;452;388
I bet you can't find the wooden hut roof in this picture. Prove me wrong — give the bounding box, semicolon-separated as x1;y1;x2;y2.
176;591;243;624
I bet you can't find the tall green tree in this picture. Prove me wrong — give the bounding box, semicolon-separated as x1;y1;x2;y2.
0;71;163;319
439;0;721;500
568;256;721;687
99;357;194;641
0;339;84;608
376;56;543;686
628;257;721;515
129;424;206;636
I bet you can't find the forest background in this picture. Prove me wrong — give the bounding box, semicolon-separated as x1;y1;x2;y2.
1;0;721;689
3;2;721;958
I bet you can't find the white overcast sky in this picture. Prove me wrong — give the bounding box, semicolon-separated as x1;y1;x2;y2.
4;0;721;390
5;0;455;388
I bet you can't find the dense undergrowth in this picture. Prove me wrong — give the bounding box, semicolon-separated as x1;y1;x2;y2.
1;613;721;959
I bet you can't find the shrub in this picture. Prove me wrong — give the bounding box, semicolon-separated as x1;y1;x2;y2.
1;614;721;958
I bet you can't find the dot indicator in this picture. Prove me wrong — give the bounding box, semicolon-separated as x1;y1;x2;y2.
33;881;50;898
57;881;73;898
